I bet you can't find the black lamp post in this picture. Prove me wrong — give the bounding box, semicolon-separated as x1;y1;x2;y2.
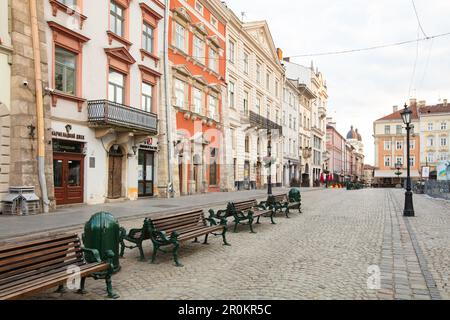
400;104;415;217
267;130;273;196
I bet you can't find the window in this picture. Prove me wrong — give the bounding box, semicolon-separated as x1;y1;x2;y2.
395;157;403;166
142;23;154;53
193;88;203;114
209;148;218;185
141;82;153;112
256;97;261;115
428;123;434;131
441;122;447;130
243;52;249;74
439;153;448;161
293;117;297;130
110;1;124;37
55;47;76;95
108;69;125;104
266;72;270;90
441;137;448;146
256;63;261;83
228;40;235;64
385;125;391;134
384;156;391;167
208;95;218;120
174;22;186;51
193;36;205;64
427;153;434;163
283;111;286;125
289;115;292;129
410;140;415;150
210;15;218;29
427;137;434;147
384;141;391;150
243;91;249;115
209;48;218;72
396;141;403;150
245;136;250;153
396;125;402;134
58;0;76;7
228;81;235;109
409;156;415;167
174;79;185;108
194;0;203;14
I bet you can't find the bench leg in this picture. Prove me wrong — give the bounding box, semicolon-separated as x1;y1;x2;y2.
77;277;87;295
192;237;199;243
270;212;276;225
256;216;261;224
150;243;159;264
105;275;119;299
299;205;302;213
172;243;183;267
119;240;126;258
137;242;146;261
203;234;209;245
222;227;231;246
285;208;290;219
249;218;256;234
233;221;239;233
55;284;66;294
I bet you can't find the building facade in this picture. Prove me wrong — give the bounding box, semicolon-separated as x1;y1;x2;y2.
346;126;365;181
373;102;421;187
45;0;165;205
168;0;228;196
282;79;300;187
0;0;13;200
224;9;284;191
418;100;450;179
326;119;345;182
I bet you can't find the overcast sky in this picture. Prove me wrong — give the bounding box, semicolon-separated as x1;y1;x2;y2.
223;0;450;165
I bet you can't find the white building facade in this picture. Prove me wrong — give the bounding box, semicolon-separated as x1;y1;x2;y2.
224;11;284;190
45;0;165;205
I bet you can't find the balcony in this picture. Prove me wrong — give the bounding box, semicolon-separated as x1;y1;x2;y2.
87;100;158;135
249;111;283;135
318;106;327;119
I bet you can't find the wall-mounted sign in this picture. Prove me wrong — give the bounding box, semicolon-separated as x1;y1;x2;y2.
53;139;85;154
52;131;85;141
422;167;430;178
140;137;158;151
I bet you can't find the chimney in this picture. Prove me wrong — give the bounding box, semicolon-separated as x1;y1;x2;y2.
276;48;283;61
393;105;398;113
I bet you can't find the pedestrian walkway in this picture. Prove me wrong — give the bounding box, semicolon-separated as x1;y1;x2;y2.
0;187;318;241
24;188;450;300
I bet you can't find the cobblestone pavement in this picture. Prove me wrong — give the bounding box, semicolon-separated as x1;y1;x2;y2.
23;188;450;300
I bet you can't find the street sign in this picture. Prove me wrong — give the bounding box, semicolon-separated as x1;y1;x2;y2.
422;166;430;178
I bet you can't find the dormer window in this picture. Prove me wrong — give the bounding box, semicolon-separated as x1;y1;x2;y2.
195;1;204;14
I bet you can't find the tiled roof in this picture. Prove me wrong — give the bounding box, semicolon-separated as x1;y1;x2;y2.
375;105;419;121
419;103;450;114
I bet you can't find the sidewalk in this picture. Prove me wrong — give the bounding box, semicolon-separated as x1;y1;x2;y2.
0;187;319;241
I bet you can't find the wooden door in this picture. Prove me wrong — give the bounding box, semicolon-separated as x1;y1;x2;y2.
53;153;84;205
108;154;123;199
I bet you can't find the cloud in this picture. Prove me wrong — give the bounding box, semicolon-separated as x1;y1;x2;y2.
224;0;450;165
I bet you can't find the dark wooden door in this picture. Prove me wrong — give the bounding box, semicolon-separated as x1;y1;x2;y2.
53;153;84;205
108;155;123;199
138;150;154;197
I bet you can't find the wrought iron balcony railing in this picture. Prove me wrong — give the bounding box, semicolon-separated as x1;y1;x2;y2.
249;111;283;135
88;100;158;134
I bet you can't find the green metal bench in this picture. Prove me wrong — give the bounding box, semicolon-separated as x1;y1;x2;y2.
148;209;229;267
209;199;275;234
119;219;151;261
261;193;302;218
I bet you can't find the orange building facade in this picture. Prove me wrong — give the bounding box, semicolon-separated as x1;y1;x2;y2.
373;104;421;187
168;0;228;195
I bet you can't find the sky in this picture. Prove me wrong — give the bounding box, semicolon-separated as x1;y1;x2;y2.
223;0;450;165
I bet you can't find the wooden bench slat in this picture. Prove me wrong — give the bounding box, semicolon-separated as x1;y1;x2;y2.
0;237;80;260
0;234;79;253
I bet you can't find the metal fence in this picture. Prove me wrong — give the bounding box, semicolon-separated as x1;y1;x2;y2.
424;181;450;200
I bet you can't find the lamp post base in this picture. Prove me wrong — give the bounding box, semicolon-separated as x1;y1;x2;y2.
403;190;415;217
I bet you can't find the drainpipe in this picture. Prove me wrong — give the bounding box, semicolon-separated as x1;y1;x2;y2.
29;0;50;213
164;0;174;198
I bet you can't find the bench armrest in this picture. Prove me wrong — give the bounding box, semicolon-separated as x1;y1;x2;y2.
207;209;228;226
150;230;172;244
82;247;102;263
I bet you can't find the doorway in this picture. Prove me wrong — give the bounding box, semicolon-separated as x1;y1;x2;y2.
138;150;154;197
108;146;123;199
53;154;85;205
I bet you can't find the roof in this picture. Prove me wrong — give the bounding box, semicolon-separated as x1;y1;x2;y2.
376;105;419;122
346;126;362;141
419;103;450;115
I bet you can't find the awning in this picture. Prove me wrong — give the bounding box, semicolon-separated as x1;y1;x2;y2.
374;170;421;178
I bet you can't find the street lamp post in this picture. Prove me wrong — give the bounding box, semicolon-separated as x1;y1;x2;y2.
400;104;415;217
267;130;273;196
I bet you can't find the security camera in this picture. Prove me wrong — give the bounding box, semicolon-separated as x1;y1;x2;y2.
22;80;29;87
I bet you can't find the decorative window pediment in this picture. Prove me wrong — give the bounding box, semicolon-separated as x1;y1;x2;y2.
193;75;208;86
140;2;163;27
105;47;136;65
193;22;208;37
173;64;193;78
172;7;192;24
48;21;90;53
207;35;222;50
